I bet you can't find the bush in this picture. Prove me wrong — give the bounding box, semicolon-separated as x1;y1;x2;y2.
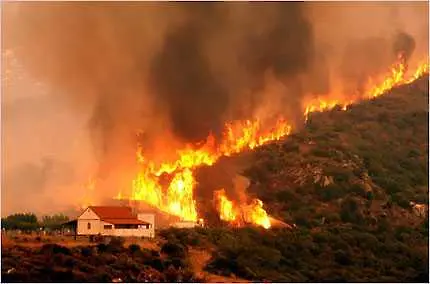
161;241;187;258
81;247;93;257
340;198;364;224
109;236;125;247
350;183;366;197
143;257;164;272
165;256;189;269
318;183;346;201
96;243;108;253
128;244;141;254
40;244;71;255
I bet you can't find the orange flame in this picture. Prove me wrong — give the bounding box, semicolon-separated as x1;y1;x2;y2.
214;189;271;229
303;56;428;119
220;118;292;156
126;117;291;222
214;189;238;222
244;199;271;229
166;168;198;221
114;55;428;226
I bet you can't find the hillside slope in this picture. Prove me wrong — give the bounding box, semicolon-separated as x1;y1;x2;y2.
162;76;429;282
245;76;428;229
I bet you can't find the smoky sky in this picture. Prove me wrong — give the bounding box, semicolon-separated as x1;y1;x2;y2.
6;2;426;150
2;2;428;214
148;6;229;142
393;31;416;60
148;3;315;142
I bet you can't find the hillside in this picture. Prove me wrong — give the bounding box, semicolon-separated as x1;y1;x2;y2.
163;76;429;282
246;76;428;228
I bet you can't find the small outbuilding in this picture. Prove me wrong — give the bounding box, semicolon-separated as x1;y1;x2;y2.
76;206;155;238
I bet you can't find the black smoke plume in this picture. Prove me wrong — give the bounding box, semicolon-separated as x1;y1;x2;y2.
148;3;315;143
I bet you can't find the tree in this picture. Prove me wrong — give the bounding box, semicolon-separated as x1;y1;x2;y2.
41;214;69;230
1;213;39;232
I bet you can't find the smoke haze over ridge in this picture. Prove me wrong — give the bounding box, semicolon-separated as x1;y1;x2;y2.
2;2;428;215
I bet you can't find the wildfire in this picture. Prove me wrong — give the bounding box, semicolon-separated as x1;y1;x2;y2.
365;53;408;99
215;189;238;222
214;189;271;229
126;117;292;223
113;55;428;228
166;169;198;221
303;56;429;119
220;118;292;156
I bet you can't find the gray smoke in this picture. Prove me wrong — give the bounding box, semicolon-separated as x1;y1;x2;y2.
393;31;416;60
2;2;428;215
148;3;315;142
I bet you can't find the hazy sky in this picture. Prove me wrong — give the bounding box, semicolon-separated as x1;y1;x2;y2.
1;2;428;217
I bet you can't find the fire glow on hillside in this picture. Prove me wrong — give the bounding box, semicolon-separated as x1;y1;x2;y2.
108;56;428;229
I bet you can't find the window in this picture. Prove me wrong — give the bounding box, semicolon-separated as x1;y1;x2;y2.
87;222;91;230
104;225;112;230
115;224;138;229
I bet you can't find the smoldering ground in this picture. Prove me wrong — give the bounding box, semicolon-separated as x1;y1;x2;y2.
2;2;428;214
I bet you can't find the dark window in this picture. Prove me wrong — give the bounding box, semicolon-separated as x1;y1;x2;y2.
104;225;112;230
115;224;138;229
87;222;91;230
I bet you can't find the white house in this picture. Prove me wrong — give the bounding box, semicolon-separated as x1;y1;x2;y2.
76;206;155;238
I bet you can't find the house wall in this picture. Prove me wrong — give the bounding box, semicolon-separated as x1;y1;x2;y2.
77;208;102;235
100;221;115;235
111;228;154;238
138;213;155;237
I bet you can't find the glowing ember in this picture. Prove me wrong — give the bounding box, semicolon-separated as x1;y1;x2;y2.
112;55;428;227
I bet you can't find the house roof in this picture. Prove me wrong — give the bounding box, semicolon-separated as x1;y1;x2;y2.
89;206;135;219
87;206;150;225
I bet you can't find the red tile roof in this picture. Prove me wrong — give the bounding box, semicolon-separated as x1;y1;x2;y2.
88;206;150;225
89;206;135;219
